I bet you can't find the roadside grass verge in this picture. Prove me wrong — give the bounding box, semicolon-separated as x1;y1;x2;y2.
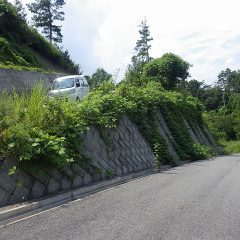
221;140;240;154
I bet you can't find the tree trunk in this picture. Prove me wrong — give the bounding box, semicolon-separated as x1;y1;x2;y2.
223;90;226;107
50;24;52;44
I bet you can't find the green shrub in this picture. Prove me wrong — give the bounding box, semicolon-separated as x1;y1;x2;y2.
191;144;213;160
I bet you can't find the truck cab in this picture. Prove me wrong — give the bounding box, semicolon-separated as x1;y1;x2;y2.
49;75;89;101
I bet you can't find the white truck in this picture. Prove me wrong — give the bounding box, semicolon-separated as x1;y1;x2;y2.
49;75;89;101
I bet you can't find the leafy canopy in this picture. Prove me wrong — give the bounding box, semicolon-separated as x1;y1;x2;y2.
143;53;191;90
89;68;112;90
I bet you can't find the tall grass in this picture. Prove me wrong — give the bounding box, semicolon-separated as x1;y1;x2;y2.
0;83;48;132
222;141;240;154
24;83;48;128
0;83;84;169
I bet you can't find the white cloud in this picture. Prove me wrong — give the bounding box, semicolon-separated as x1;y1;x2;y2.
18;0;240;84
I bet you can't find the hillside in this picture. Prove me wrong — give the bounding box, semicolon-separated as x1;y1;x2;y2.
0;0;79;74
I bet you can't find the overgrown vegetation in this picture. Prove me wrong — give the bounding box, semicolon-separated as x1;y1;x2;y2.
222;141;240;154
182;68;240;153
0;0;80;73
0;80;212;174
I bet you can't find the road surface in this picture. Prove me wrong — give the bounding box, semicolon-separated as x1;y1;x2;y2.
1;155;240;240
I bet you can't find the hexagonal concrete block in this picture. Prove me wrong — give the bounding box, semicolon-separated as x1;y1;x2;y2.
99;160;111;171
46;178;61;194
30;181;46;198
0;169;16;194
92;173;101;182
114;132;120;142
72;164;85;176
0;187;11;207
114;149;121;160
83;172;92;185
107;161;117;171
100;150;108;161
128;164;133;173
10;185;30;204
30;171;50;186
107;150;115;161
143;162;148;169
63;166;75;179
122;166;128;175
61;176;72;191
45;168;63;182
116;167;122;176
0;157;17;173
13;168;34;190
72;175;83;188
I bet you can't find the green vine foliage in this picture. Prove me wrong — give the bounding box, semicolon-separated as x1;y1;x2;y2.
0;80;212;174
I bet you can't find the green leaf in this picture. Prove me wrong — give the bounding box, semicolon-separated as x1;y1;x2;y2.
8;143;15;148
32;142;39;147
58;148;65;155
8;166;17;176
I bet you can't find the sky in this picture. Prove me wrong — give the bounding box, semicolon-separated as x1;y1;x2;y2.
19;0;240;84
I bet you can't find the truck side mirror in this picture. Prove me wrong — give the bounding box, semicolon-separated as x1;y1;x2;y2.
76;81;80;87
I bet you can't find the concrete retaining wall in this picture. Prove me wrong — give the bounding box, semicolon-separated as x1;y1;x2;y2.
0;115;155;207
0;68;66;92
0;113;217;207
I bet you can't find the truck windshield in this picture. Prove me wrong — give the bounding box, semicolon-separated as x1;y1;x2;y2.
52;78;75;90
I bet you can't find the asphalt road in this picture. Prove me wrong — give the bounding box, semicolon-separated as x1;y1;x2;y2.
1;155;240;240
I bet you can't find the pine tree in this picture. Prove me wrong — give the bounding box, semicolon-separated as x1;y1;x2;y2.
134;18;153;64
27;0;65;44
217;68;232;107
125;18;153;83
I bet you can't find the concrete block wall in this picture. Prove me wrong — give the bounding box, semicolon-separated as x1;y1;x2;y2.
0;115;155;207
0;113;217;207
82;115;154;177
0;68;66;92
156;112;180;163
183;119;218;152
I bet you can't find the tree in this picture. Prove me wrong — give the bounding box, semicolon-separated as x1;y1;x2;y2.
89;68;112;90
217;68;231;91
200;86;223;111
185;79;205;98
228;70;240;93
216;68;240;106
27;0;65;44
61;49;81;74
217;68;232;106
143;53;191;90
0;0;27;40
14;0;27;22
133;18;153;63
125;18;153;83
